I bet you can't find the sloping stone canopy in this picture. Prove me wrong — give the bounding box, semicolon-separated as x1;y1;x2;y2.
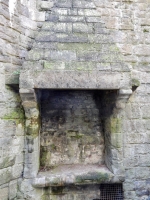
19;0;132;188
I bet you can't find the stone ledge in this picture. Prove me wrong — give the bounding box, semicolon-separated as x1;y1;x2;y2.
32;164;114;187
20;70;131;90
5;74;19;85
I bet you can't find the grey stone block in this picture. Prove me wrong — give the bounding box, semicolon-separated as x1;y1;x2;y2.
73;23;93;33
0;186;9;200
9;180;18;200
59;16;86;23
44;50;76;61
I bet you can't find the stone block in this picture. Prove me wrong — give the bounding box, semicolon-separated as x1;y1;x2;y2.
73;23;93;33
134;45;150;56
79;8;100;16
86;16;103;23
38;1;54;11
135;167;150;179
55;0;72;8
58;15;85;23
141;104;150;118
0;167;13;185
44;50;76;61
12;164;23;179
42;22;72;33
20;16;37;30
36;32;88;43
9;180;18;200
26;49;44;61
0;156;16;169
73;1;96;9
0;186;9;200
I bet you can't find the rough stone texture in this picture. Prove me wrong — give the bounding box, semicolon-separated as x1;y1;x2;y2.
0;0;150;200
0;0;45;199
40;90;105;167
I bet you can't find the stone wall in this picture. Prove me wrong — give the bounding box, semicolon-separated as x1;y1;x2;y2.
0;0;45;199
0;0;150;200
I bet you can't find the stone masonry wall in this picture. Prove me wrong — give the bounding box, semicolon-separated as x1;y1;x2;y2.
95;1;150;199
0;0;150;200
0;1;45;199
23;1;150;200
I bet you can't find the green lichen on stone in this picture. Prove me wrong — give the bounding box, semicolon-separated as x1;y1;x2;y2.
40;151;48;167
57;43;102;51
3;108;25;120
67;131;84;139
109;45;120;52
143;29;149;33
132;78;140;87
0;156;16;169
26;122;40;137
75;172;109;184
110;118;121;133
5;74;20;85
44;62;55;69
41;195;46;200
103;53;123;62
72;134;83;139
50;144;57;151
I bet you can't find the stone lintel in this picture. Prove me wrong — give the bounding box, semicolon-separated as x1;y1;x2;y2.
20;70;131;90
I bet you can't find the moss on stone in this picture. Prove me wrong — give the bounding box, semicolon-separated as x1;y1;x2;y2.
57;43;102;51
26;123;39;136
132;78;140;87
44;62;55;69
75;172;109;184
110;118;121;133
40;151;48;167
50;144;57;151
109;45;120;52
0;156;16;169
3;108;25;120
143;29;149;32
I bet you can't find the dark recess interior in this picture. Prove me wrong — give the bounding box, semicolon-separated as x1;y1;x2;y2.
39;89;118;170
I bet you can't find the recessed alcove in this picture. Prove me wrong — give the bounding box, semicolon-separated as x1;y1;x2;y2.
32;89;121;187
19;69;132;187
40;89;110;168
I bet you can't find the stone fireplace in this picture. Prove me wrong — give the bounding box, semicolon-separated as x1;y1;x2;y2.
18;0;132;195
19;69;132;189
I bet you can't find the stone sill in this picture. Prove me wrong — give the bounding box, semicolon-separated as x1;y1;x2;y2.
32;164;114;187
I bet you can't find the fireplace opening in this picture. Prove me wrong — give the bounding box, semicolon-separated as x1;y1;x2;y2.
39;89;117;168
40;90;106;169
32;89;121;187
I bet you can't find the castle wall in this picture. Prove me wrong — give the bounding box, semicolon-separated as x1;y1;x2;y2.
0;1;44;199
0;0;150;200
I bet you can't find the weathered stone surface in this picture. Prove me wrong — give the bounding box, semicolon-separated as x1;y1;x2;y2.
9;180;18;200
40;90;105;167
1;0;150;199
20;70;131;89
33;165;114;187
0;186;9;200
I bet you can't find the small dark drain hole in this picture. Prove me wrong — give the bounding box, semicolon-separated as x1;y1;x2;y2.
94;184;123;200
